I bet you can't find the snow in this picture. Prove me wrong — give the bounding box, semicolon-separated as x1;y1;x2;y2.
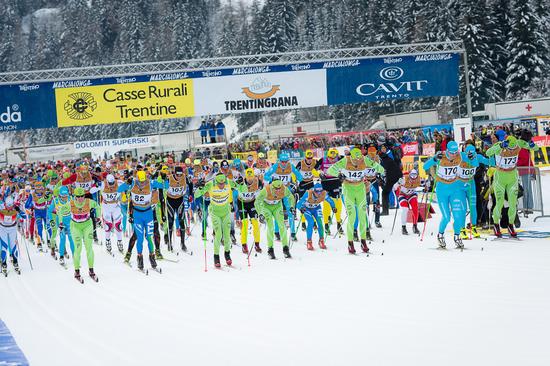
21;8;60;35
2;178;550;365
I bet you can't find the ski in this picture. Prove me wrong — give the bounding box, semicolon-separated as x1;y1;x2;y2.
159;257;180;263
214;266;229;271
75;276;84;284
89;273;99;282
2;269;8;277
224;264;242;270
491;236;521;241
149;267;162;274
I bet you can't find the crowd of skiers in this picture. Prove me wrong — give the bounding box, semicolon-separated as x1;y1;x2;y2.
0;127;539;282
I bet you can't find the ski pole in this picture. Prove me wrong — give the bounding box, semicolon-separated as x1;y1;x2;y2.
291;211;304;250
332;213;348;239
20;230;33;271
202;197;207;272
420;179;437;242
390;194;399;236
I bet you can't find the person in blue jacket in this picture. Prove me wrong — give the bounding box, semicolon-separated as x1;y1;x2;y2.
423;141;474;249
216;119;225;142
199;120;208;144
208;119;216;143
296;183;336;250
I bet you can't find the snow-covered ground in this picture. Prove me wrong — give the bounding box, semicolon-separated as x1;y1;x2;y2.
2;177;550;366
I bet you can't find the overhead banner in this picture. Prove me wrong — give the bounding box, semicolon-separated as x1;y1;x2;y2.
326;53;460;105
74;135;159;153
194;69;327;115
55;79;194;127
1;52;460;131
0;83;57;132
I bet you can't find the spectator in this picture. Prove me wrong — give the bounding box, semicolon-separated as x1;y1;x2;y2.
199;120;208;144
518;129;535;214
208;119;216;143
216;119;226;142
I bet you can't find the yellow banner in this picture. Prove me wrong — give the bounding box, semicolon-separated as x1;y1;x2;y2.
55;79;194;127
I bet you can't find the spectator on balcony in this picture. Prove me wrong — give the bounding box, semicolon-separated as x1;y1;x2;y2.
216;119;226;143
199;120;208;144
208;119;217;143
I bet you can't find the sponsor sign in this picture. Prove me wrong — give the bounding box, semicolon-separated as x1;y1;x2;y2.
74;136;159;153
194;70;327;115
326;53;459;105
401;142;419;156
452;118;473;144
0;83;57;131
55;80;194;127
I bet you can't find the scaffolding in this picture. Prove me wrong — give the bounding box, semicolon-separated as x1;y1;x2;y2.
0;41;471;117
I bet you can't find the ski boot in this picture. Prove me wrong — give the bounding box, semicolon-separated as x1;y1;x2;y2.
117;240;124;253
89;268;98;282
214;254;221;268
454;234;464;249
493;223;502;238
137;254;144;271
437;233;446;248
402;225;408;235
283;246;291;258
37;242;43;252
254;242;262;253
74;269;83;283
366;230;372;241
291;233;297;242
319;238;327;250
176;228;181;237
459;227;469;240
375;221;382;228
242;243;249;254
50;246;56;258
412;224;420;235
360;239;369;253
471;225;480;238
348;241;356;254
185;227;191;236
224;251;232;266
155;248;163;260
1;262;7;277
508;224;518;238
275;232;281;241
301;222;307;232
59;256;65;266
306;239;314;251
124;251;131;264
267;247;276;260
337;222;344;235
324;224;331;236
230;231;237;245
149;254;158;269
13;260;20;275
105;239;112;253
353;230;359;242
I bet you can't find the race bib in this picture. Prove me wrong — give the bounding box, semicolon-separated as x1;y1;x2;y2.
274;174;291;184
76;182;92;190
240;191;258;201
458;167;476;180
3;215;14;225
132;194;149;205
437;165;458;181
168;186;184;196
344;170;365;182
103;192;119;202
496;156;518;170
301;171;314;180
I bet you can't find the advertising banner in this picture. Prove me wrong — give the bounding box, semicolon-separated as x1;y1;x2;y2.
55;79;194;127
194;69;327;115
453;117;473;144
74;135;159;153
0;83;57;132
401;142;419;156
326;53;459;105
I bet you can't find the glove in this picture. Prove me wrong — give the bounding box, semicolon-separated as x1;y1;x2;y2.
332;207;337;214
300;207;306;214
319;172;326;179
338;173;346;182
258;214;265;224
529;140;536;149
58;222;64;230
161;215;166;222
128;216;134;224
49;219;55;228
290;207;296;216
235;176;244;185
126;177;133;185
467;151;475;160
434;151;443;161
501;140;509;149
197;178;205;188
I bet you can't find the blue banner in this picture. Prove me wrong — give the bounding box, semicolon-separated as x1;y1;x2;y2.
0;83;57;132
326;53;459;105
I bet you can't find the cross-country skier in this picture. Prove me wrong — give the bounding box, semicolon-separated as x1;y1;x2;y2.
327;147;384;254
394;168;421;235
233;168;263;254
485;135;539;238
47;186;74;266
1;196;25;276
296;182;336;250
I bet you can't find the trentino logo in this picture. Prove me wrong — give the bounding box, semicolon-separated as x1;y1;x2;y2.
64;92;97;120
0;105;22;123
